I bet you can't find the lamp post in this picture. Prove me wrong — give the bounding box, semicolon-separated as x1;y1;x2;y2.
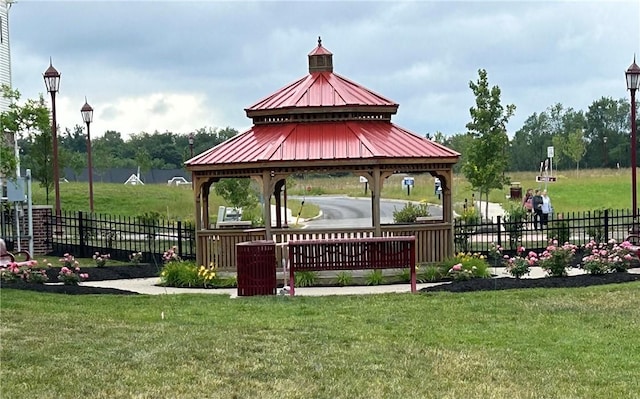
188;133;194;157
81;98;94;213
626;56;640;222
603;136;608;167
43;60;61;220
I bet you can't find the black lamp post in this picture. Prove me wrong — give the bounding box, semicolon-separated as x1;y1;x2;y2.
81;98;94;213
603;136;608;167
626;57;640;221
188;133;195;157
43;59;61;219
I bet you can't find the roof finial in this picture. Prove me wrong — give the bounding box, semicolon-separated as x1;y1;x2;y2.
318;36;322;47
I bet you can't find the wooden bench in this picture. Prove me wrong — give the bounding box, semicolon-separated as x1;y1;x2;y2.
0;238;33;267
287;236;416;296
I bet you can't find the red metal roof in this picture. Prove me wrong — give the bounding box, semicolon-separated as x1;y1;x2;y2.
246;72;398;114
187;121;459;167
309;44;332;56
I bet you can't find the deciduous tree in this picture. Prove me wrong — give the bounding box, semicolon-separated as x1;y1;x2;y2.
462;69;515;219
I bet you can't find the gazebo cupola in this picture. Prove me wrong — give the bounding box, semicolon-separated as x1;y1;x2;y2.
245;37;399;125
308;36;333;73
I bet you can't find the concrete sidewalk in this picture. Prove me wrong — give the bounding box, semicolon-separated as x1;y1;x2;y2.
82;267;640;298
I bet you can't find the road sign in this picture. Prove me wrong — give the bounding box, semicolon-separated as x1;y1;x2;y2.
402;177;415;186
536;176;557;182
547;146;554;158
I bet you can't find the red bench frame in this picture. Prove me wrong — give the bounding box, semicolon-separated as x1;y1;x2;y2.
0;238;33;267
287;236;416;296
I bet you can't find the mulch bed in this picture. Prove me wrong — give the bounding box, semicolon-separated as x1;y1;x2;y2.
2;264;639;295
421;272;640;293
1;263;161;295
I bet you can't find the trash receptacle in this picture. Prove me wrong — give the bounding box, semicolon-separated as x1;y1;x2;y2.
510;182;522;200
236;240;277;296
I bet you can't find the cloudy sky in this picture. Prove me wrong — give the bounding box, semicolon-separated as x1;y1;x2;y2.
7;0;640;140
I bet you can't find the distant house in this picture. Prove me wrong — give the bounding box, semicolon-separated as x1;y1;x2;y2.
124;174;144;185
0;0;13;114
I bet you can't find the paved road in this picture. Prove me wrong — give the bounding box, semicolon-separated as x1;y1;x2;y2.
290;195;442;228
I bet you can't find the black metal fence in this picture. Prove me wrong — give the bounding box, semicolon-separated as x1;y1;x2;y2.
47;211;195;264
454;208;637;256
43;208;638;263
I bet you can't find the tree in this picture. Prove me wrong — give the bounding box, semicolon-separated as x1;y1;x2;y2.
214;178;258;211
564;129;587;176
24;127;54;202
135;148;153;181
585;97;630;168
61;149;86;181
1;86;50;180
462;69;515;219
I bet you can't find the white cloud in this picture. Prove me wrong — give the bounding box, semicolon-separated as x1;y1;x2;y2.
53;92;227;139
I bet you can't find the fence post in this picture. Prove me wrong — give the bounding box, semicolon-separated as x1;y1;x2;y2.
177;220;183;258
78;211;85;258
496;215;502;247
604;209;609;242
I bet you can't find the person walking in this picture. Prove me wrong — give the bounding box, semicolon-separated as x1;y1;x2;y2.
522;188;534;228
540;190;553;228
532;189;543;230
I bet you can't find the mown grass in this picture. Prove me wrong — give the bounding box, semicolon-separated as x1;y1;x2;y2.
1;283;638;398
30;168;637;220
30;182;319;222
291;169;637;214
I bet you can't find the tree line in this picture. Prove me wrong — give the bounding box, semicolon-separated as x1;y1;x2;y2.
439;96;635;174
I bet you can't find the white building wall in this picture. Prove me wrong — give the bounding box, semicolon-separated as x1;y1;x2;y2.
0;0;12;113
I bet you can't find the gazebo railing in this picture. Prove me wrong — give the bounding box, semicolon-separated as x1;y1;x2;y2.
196;223;454;270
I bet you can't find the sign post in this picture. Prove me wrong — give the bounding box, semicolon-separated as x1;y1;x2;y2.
402;177;415;196
359;176;368;194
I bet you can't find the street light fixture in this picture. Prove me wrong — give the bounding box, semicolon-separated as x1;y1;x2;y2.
43;59;61;220
603;136;608;167
188;133;195;157
626;57;640;223
81;98;95;213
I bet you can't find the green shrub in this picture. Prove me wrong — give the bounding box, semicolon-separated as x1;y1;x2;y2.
550;220;571;244
160;261;200;287
335;271;353;286
455;207;480;252
392;201;430;223
439;252;491;279
418;264;446;282
503;202;528;250
398;268;411;283
295;271;318;287
216;275;237;287
586;209;607;242
365;270;384;285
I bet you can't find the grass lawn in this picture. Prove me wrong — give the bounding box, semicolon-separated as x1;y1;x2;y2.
1;283;639;399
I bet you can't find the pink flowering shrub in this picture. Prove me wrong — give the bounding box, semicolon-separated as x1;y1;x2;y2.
537;240;578;277
162;246;181;263
581;239;635;274
93;252;110;268
0;260;48;284
504;246;538;279
447;262;474;281
58;254;88;285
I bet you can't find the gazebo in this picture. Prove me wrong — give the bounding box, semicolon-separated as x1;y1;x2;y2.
186;38;460;269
